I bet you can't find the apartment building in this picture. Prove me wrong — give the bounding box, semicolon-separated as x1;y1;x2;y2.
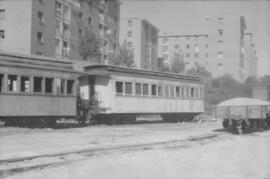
158;34;208;71
0;0;120;63
120;18;159;70
158;15;257;81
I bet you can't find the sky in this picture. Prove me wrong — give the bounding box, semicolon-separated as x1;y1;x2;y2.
120;0;270;76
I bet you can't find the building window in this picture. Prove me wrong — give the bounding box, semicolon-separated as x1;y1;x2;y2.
143;84;149;96
8;75;18;92
0;9;6;20
186;44;190;49
158;85;163;97
176;86;180;97
162;37;168;43
39;0;45;4
56;78;65;94
174;44;179;49
195;44;199;53
36;51;42;55
128;42;132;48
195;53;199;58
88;17;92;25
34;77;43;93
206;44;208;48
218;29;223;36
0;30;5;39
125;82;132;95
37;32;44;44
0;74;3;92
162;45;168;52
45;78;53;94
151;84;157;96
162;54;168;60
78;12;83;19
127;31;132;37
115;81;123;94
38;11;44;24
218;52;223;58
127;20;133;26
218;63;223;70
79;28;83;36
63;5;70;21
135;83;142;95
55;1;62;18
205;53;208;58
67;80;74;95
186;53;190;58
63;40;69;57
218;17;223;24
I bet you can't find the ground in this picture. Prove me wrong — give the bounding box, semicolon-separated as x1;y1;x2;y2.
0;121;269;179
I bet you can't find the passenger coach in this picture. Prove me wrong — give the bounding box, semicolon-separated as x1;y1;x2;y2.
0;52;81;127
79;65;205;123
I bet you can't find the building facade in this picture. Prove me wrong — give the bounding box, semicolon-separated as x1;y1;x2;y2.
158;34;208;71
243;33;257;79
0;0;120;63
120;18;159;70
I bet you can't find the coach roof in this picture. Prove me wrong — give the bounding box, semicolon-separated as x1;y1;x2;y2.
84;65;203;82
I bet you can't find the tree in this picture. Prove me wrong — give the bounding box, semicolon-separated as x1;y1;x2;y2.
186;63;211;79
157;57;170;72
78;27;101;61
170;55;185;73
112;40;136;68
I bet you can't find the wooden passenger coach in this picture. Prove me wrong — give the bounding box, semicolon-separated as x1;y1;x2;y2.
80;65;205;123
0;52;81;127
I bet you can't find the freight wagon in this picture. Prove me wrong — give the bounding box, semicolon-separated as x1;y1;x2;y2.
214;98;270;134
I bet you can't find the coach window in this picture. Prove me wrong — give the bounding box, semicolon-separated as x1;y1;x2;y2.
67;80;75;95
45;78;53;94
135;83;142;95
165;86;169;97
125;82;132;95
8;75;18;92
34;77;43;93
190;87;195;98
170;86;175;98
176;86;180;97
143;84;149;96
115;81;123;94
21;76;30;93
158;85;163;97
0;74;3;92
56;78;65;95
151;84;157;96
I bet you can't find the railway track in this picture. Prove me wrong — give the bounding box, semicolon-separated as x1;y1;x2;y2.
0;133;228;178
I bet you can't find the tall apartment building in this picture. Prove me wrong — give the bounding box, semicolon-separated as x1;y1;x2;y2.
0;0;120;64
158;15;257;81
120;18;159;70
243;33;257;79
158;34;208;71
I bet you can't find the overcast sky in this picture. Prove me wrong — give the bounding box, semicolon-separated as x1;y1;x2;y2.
120;0;270;76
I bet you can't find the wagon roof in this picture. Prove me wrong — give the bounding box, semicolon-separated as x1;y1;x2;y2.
83;64;203;82
0;51;82;74
216;98;270;107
